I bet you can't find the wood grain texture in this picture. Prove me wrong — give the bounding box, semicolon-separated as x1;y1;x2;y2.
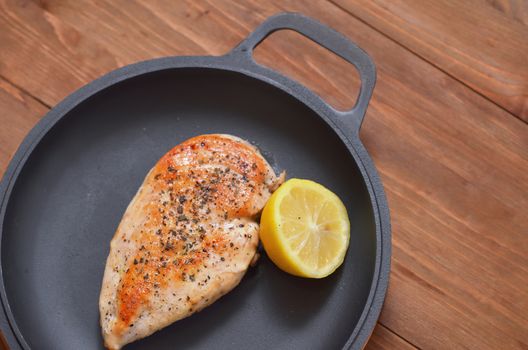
0;0;527;349
0;77;46;175
364;324;416;350
486;0;528;26
332;0;528;121
254;30;361;110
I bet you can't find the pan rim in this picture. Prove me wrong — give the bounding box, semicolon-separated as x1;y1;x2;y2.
0;55;390;350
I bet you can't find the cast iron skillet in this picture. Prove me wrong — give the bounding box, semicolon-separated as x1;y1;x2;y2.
0;12;390;350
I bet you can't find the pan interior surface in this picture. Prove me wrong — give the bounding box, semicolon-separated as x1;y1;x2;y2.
1;68;377;350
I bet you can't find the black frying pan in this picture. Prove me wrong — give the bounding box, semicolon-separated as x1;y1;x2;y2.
0;13;390;350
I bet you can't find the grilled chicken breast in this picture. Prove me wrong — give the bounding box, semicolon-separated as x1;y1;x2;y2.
99;134;281;349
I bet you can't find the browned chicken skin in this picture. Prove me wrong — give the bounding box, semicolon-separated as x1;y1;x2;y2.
99;134;281;349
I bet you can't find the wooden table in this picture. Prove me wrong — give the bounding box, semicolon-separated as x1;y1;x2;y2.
1;1;527;349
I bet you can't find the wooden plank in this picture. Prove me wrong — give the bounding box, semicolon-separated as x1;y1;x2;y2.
0;0;527;349
332;0;528;121
0;77;47;175
254;29;361;110
364;324;416;350
0;0;244;106
0;0;360;111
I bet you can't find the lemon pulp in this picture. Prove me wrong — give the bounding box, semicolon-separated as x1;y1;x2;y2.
260;178;350;278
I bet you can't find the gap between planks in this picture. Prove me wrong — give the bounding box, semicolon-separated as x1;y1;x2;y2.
327;0;528;126
0;74;52;110
378;322;422;350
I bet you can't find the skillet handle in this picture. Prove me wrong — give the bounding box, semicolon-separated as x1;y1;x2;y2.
230;12;376;132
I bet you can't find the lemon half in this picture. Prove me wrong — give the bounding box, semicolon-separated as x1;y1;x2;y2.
260;178;350;278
